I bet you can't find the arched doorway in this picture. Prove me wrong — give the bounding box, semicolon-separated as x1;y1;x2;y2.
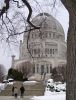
41;65;44;75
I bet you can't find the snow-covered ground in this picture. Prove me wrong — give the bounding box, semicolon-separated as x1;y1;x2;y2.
23;81;38;85
32;79;66;100
0;78;66;100
0;83;6;92
0;78;14;92
32;93;65;100
0;82;14;92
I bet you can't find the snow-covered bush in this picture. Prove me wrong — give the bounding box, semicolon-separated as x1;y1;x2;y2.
0;83;6;91
46;79;66;92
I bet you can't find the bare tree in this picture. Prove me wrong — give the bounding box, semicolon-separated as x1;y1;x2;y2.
16;61;34;79
0;0;40;39
61;0;76;100
0;0;41;58
56;66;66;82
0;64;5;82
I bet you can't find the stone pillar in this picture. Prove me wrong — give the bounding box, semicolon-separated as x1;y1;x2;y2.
39;64;41;74
38;65;40;74
19;40;22;59
48;64;50;74
44;64;46;73
38;64;41;75
11;55;15;68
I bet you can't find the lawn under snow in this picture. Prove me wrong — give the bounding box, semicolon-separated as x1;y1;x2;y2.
32;93;65;100
32;79;66;100
32;90;66;100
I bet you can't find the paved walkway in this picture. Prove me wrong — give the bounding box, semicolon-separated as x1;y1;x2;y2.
0;96;33;100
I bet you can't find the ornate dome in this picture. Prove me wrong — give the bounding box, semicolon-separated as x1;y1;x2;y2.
31;13;64;37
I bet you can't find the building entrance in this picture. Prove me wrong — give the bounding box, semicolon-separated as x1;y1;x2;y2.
41;65;44;75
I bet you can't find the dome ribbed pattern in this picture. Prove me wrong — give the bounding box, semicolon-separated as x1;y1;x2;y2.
31;13;64;35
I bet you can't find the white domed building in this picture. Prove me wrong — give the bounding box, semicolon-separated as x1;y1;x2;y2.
11;13;67;79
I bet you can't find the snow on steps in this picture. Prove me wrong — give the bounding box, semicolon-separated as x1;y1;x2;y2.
0;81;45;96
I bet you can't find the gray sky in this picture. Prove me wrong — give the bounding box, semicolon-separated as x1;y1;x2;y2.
0;0;69;70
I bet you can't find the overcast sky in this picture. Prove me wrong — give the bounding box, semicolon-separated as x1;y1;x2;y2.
0;0;69;70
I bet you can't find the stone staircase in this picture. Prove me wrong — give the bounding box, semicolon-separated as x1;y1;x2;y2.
24;81;45;96
0;81;45;96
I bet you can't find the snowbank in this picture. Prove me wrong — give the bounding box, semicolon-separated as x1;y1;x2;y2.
32;78;66;100
0;83;6;91
23;81;38;85
32;93;66;100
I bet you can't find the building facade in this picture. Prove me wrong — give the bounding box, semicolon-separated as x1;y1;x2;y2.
11;13;67;77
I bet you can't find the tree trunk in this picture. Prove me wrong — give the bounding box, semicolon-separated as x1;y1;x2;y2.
67;11;76;100
61;0;76;100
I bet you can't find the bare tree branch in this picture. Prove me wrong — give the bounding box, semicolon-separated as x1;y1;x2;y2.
21;0;40;29
0;0;10;17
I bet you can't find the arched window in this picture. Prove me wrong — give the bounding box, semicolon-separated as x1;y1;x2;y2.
50;49;52;54
45;33;47;38
55;49;58;54
38;54;40;57
38;48;40;54
32;33;34;38
46;64;49;73
45;48;49;54
50;65;52;73
49;33;51;37
34;49;40;55
34;49;36;54
53;49;54;54
37;64;39;73
53;33;55;38
41;65;44;75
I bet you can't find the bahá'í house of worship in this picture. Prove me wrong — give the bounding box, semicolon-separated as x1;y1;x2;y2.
11;13;67;79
